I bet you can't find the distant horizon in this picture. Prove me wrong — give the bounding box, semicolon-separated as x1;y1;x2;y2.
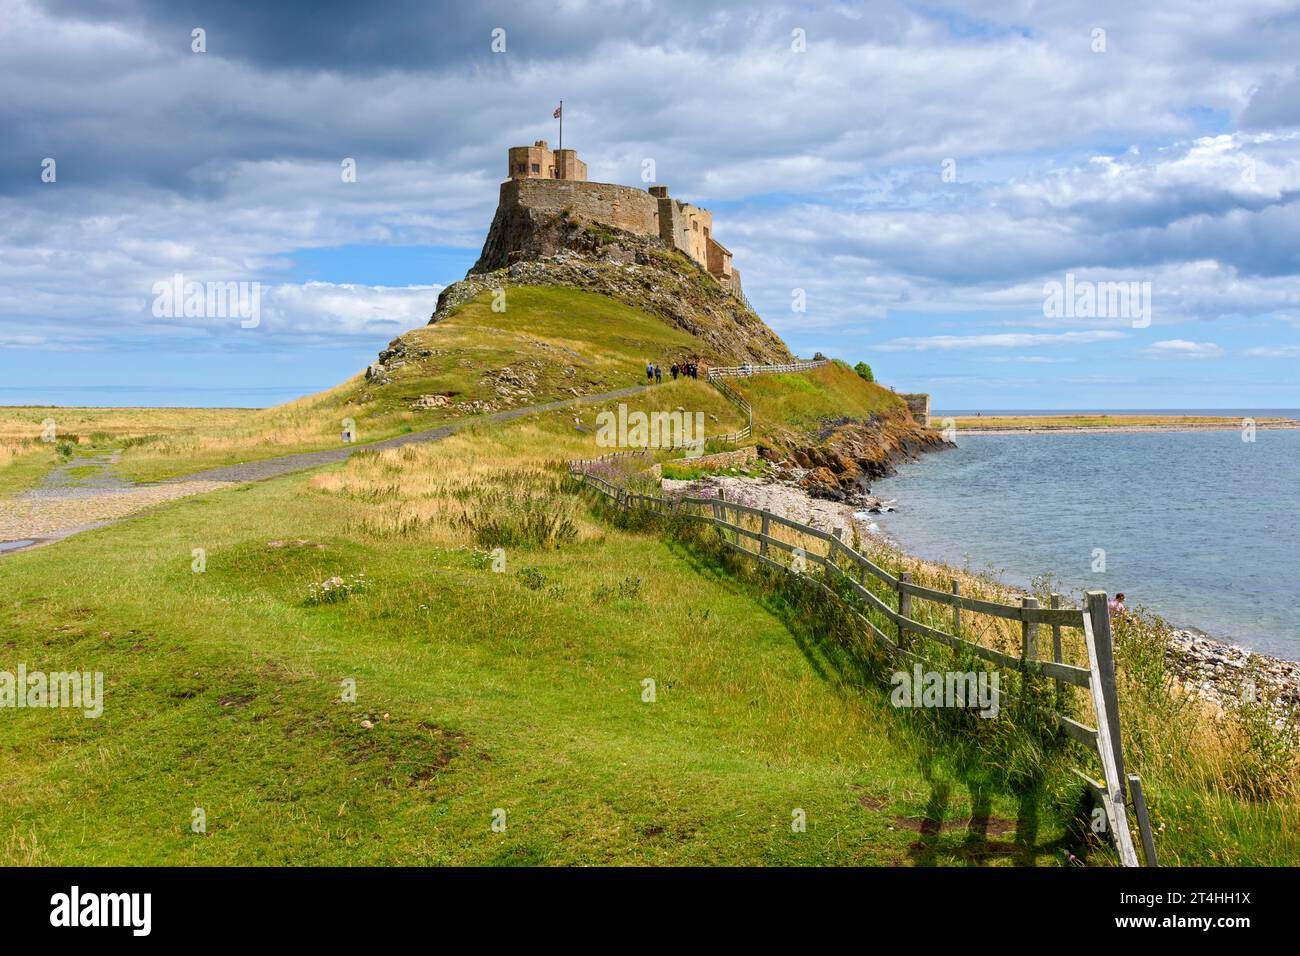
3;381;1299;418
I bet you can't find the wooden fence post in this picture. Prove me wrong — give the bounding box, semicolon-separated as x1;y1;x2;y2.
1084;590;1138;867
1021;596;1039;661
897;572;912;649
1127;773;1158;867
1050;593;1064;698
759;512;770;557
1087;591;1127;793
951;580;961;637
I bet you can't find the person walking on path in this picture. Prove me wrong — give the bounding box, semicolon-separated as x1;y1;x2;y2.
654;364;662;384
646;361;654;384
671;363;679;380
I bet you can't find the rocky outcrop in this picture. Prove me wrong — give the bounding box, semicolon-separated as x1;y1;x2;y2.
761;409;953;504
436;213;792;366
364;340;439;386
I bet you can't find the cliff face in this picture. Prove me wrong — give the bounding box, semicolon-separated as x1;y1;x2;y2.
762;407;953;503
436;211;793;365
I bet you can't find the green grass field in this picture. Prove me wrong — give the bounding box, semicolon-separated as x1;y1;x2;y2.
0;400;1076;865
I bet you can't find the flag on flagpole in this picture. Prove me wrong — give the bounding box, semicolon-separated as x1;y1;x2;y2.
553;104;562;118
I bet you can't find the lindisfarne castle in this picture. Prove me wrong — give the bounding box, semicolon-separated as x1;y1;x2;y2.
473;140;743;299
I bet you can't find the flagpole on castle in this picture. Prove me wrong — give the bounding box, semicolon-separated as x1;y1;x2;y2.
558;99;563;154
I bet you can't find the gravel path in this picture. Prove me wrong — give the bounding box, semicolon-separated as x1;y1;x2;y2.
0;384;648;553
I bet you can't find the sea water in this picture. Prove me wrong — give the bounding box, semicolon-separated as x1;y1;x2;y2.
868;427;1300;660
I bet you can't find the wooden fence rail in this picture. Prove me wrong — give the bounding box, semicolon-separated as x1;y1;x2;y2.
704;359;828;444
567;456;1155;866
708;359;830;378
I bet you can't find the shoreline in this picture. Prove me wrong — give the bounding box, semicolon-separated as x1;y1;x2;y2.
956;423;1300;435
664;470;1300;722
948;418;1300;435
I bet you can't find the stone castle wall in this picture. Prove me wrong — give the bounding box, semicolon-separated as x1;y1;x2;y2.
495;177;743;299
504;178;661;236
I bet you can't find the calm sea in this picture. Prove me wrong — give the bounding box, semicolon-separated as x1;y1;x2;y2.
868;420;1300;660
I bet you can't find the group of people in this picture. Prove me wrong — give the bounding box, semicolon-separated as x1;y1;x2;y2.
645;358;704;384
673;359;701;380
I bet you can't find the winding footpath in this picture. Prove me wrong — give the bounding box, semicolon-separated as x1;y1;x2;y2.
0;384;648;555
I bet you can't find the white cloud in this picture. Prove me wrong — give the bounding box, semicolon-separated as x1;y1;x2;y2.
875;330;1128;352
1142;339;1224;358
259;282;440;337
1244;344;1300;357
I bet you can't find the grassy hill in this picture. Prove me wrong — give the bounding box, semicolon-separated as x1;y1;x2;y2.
741;360;905;434
0;287;732;489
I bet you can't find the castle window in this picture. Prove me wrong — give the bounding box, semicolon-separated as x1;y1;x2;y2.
531;163;540;173
692;221;699;231
516;163;527;173
704;227;710;239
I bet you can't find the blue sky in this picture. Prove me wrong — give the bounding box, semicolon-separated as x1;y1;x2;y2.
3;0;1300;408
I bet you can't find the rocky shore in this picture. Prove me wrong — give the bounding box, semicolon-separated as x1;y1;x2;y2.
664;468;1300;725
1166;628;1300;724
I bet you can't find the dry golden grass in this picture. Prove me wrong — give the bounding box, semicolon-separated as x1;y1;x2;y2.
309;417;606;549
0;405;255;443
0;405;260;494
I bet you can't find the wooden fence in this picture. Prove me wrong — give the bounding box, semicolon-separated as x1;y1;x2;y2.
708;358;830;378
703;359;829;444
567;453;1157;867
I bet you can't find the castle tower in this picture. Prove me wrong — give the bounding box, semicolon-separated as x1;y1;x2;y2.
507;141;587;181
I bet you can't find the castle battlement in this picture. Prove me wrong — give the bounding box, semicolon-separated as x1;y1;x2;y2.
494;143;741;298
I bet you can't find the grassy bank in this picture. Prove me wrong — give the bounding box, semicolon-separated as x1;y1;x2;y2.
736;360;905;439
4;295;1294;866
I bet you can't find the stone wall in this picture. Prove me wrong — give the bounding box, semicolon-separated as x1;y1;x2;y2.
900;393;930;425
508;178;660;236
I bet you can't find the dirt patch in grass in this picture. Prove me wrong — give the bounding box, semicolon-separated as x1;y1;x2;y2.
857;793;889;811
